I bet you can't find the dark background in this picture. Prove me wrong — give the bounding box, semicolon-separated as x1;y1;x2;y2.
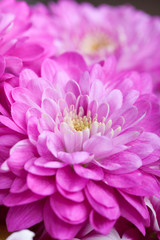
24;0;160;16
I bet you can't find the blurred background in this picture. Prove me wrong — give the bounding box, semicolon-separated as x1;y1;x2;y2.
24;0;160;16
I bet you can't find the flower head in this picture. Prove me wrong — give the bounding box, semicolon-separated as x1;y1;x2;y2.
0;53;160;239
47;0;160;73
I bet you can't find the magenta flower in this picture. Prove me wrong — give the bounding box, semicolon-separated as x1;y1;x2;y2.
48;0;160;73
0;53;160;239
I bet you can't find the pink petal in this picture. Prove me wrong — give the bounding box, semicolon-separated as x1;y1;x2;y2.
41;58;56;83
104;171;142;188
6;200;44;231
58;151;93;164
19;69;38;87
85;181;120;220
27;116;39;144
56;166;88;192
99;152;142;174
50;193;90;224
47;132;64;157
90;210;116;235
0;173;14;189
3;190;43;206
24;158;56;176
27;173;56;196
107;89;123;115
0;115;25;134
57;52;87;81
7;139;36;177
10;43;44;61
117;192;146;235
10;177;28;193
83;136;113;159
57;184;85;203
0;55;5;78
79;71;90;95
11;102;29;131
97;103;109;122
65;92;76;107
119;191;149;220
44;199;82;239
74;163;104;180
5;56;23;75
42;98;59;120
65;80;81;98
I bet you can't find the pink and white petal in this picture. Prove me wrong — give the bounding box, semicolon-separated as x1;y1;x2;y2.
65;92;76;107
99;152;142;174
34;157;66;169
42;98;59;120
65;80;81;98
107;89;123;115
83;136;113;159
47;132;64;157
12;87;38;106
37;131;54;157
58;151;93;165
19;69;38;87
104;171;143;189
60;122;75;153
41;58;57;83
56;166;88;192
50;193;90;224
89;100;98;118
6;200;44;231
57;52;87;81
90;210;116;235
44;199;83;239
0;173;14;189
89;80;104;102
27;116;39;144
97;103;109;122
27;173;56;196
7;139;36;177
76;95;89;115
79;71;90;95
74;164;104;180
24;158;56;176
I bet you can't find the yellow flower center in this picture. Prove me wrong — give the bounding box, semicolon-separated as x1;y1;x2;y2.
81;32;116;55
71;115;92;131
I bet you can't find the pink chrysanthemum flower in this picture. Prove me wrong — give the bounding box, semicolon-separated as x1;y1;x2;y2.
48;0;160;73
0;53;160;239
0;0;46;75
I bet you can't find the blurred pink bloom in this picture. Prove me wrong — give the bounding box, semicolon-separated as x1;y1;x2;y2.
0;53;160;239
47;0;160;73
0;0;46;75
